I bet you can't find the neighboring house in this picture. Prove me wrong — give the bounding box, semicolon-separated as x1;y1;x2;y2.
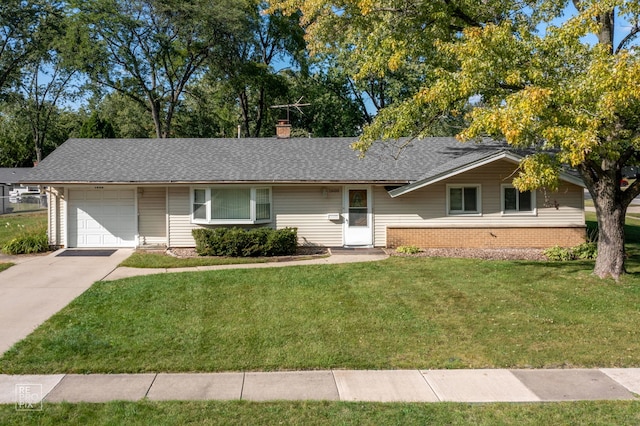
0;168;37;214
21;137;586;249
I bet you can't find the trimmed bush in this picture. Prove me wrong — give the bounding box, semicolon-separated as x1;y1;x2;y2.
193;227;297;257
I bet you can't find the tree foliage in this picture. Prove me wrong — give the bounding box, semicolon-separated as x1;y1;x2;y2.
67;0;244;138
215;1;307;137
0;98;75;166
270;0;640;279
0;0;63;95
78;111;115;138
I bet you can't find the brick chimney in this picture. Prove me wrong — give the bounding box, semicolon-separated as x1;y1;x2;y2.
276;119;291;139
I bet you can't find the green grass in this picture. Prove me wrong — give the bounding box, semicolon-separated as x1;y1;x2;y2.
3;211;640;376
2;400;640;425
120;252;273;268
120;250;328;268
0;263;13;272
0;212;47;250
3;252;640;373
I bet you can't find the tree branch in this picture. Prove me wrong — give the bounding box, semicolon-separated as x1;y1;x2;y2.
616;25;640;54
572;0;584;13
443;0;482;28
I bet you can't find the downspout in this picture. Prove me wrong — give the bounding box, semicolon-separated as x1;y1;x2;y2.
166;186;170;248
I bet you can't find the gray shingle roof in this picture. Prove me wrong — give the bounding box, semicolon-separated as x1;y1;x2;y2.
22;137;513;184
0;168;32;184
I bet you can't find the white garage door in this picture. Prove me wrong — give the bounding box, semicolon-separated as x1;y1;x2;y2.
68;189;136;248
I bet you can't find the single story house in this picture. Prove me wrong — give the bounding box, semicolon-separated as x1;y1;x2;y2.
22;136;586;249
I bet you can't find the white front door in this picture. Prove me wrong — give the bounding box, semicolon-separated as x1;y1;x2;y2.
343;187;373;246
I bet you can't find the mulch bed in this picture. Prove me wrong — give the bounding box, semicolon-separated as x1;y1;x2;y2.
167;246;545;261
385;247;547;261
167;246;329;259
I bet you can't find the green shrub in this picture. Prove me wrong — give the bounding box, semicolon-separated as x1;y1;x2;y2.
2;226;49;255
264;227;298;256
396;245;421;254
572;242;598;260
544;242;598;261
192;227;297;257
586;222;599;243
544;246;574;261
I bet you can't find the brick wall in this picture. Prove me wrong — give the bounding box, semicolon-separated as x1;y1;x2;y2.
387;226;586;249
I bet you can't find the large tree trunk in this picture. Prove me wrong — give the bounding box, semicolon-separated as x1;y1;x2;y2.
588;168;627;280
593;198;626;280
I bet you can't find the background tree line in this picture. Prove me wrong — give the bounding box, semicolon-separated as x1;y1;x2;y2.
0;0;435;167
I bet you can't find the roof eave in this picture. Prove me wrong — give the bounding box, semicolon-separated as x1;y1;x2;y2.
389;151;585;198
22;179;410;186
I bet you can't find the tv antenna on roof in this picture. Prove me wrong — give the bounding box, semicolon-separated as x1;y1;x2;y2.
270;96;311;121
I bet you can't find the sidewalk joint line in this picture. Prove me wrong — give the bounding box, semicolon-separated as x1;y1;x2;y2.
239;372;246;401
144;373;158;399
420;370;442;402
42;373;67;403
330;370;341;401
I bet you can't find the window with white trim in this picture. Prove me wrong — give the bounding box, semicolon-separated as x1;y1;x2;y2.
447;185;481;215
502;185;535;214
191;187;272;224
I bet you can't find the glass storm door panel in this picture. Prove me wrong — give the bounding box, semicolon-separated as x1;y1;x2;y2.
344;187;373;246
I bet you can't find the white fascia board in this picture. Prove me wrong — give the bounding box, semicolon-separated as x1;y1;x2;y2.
389;151;584;198
389;152;517;197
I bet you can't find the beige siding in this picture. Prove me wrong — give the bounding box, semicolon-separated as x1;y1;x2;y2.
167;185;344;247
138;187;167;245
168;186;195;247
374;160;584;247
164;161;584;248
273;186;343;246
47;186;65;247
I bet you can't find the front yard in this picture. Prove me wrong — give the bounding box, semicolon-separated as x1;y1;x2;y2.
2;249;640;374
2;212;640;374
2;214;640;423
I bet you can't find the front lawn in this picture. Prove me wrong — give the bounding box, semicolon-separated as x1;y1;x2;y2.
2;252;640;373
1;400;640;425
2;211;640;375
119;252;273;268
120;248;329;269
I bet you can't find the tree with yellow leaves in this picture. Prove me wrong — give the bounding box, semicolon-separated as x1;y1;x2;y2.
269;0;640;279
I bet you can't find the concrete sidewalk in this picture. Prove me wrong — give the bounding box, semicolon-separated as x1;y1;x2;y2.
103;249;389;281
1;368;639;404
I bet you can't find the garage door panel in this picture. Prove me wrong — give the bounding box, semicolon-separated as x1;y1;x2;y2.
86;234;105;245
69;189;136;248
86;191;103;200
101;205;120;215
119;206;135;215
86;219;102;230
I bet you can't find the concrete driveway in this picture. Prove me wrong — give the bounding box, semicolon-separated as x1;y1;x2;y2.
0;249;133;355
